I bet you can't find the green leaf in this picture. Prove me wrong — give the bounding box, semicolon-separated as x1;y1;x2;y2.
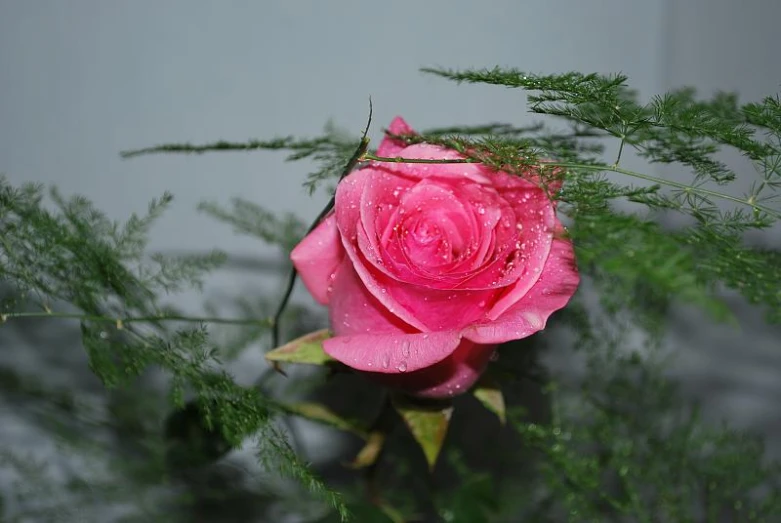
265;329;335;366
281;401;368;438
391;394;453;470
472;375;506;425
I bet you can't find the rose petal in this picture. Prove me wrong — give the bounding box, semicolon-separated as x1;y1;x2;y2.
323;330;463;374
329;261;414;336
374;181;479;283
290;215;344;305
377;143;494;185
376;116;415;157
335;168;429;331
484;190;558;318
363;341;497;398
357;167;417;278
463;237;580;344
380;280;496;332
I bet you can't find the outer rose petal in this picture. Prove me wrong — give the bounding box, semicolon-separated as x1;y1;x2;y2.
323;330;463;376
325;256;494;398
335;167;429;331
376;116;415;157
328;260;414;336
464;237;580;344
290;215;343;305
377;143;493;185
362;341;497;398
325;261;464;374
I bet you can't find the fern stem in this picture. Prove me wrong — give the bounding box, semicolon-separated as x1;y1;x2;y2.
362;154;780;219
1;310;272;327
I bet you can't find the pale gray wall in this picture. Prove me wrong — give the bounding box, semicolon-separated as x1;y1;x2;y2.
0;0;779;519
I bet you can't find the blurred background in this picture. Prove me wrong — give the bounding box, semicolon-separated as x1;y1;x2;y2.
1;1;780;521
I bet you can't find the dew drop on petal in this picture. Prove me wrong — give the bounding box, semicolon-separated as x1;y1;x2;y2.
397;361;407;372
401;342;410;357
382;353;390;369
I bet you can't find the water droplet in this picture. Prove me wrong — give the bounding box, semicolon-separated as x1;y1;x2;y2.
478;206;486;215
478;300;486;308
422;334;429;339
401;342;410;357
382;354;390;369
397;361;407;372
516;223;524;232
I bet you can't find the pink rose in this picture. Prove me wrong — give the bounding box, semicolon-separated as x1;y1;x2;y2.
291;117;579;398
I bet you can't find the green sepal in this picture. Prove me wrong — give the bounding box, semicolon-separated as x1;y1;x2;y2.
346;430;386;469
280;401;368;438
472;374;506;425
391;394;453;470
265;329;335;367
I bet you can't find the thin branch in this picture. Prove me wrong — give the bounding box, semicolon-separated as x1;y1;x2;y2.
270;98;374;349
362;154;781;219
1;310;272;328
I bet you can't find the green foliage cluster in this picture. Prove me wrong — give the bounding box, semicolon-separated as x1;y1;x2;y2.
1;67;780;522
0;176;347;521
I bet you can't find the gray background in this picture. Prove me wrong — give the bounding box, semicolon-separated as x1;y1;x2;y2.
1;0;780;519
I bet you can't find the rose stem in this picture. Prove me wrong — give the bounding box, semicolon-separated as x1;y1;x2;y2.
270;100;373;350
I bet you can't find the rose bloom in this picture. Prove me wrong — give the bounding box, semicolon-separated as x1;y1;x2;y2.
291;117;579;398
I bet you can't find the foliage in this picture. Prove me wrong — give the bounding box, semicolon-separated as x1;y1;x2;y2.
1;67;780;521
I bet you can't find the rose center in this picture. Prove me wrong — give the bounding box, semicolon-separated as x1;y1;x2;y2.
412;220;439;245
400;213;464;267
